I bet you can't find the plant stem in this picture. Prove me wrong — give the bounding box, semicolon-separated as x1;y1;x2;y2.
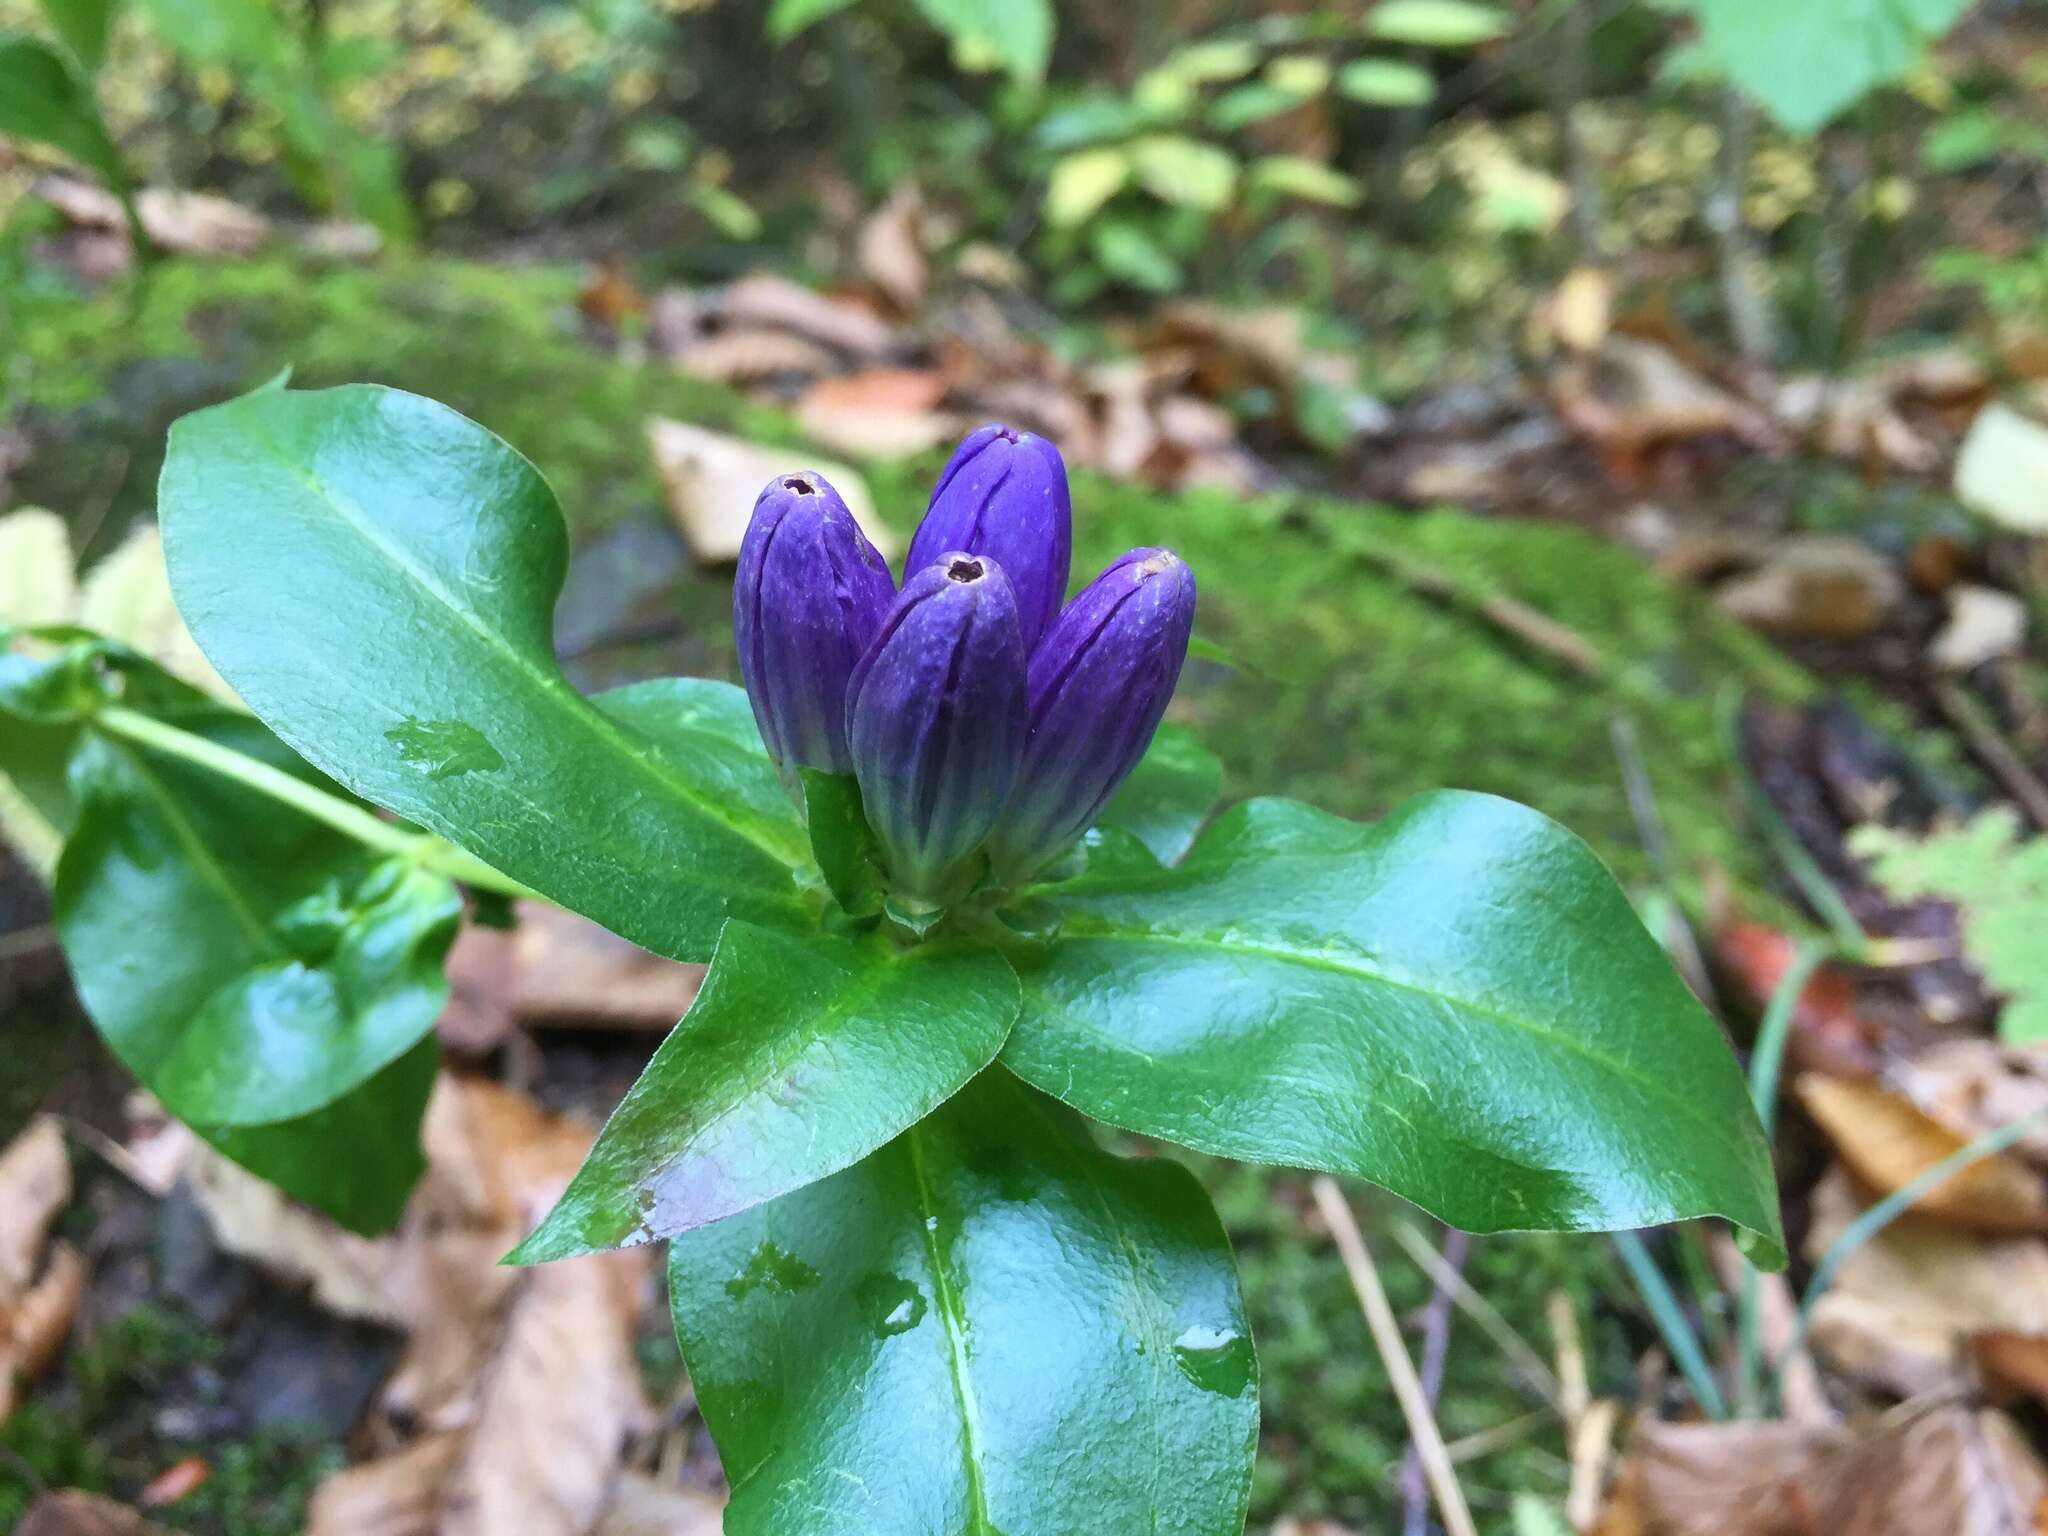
1312;1178;1480;1536
94;705;531;900
1611;1230;1729;1420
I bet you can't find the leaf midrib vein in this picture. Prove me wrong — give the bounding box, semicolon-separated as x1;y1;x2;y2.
906;1125;997;1536
252;418;804;872
1057;919;1747;1158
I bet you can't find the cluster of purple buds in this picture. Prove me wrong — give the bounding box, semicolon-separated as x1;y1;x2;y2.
733;424;1196;904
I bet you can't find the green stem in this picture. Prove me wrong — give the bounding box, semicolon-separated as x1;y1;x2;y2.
95;705;531;901
1733;938;1830;1416
1612;1230;1729;1421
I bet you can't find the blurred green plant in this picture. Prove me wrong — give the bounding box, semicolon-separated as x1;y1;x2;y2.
1027;2;1507;300
768;0;1055;86
0;1;148;252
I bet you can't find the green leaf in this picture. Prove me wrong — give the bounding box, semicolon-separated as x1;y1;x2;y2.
158;384;813;964
1244;154;1363;206
765;0;859;43
36;0;116;72
1003;793;1787;1266
54;717;459;1128
1363;0;1509;47
512;924;1020;1262
799;768;882;917
1089;220;1184;293
0;36;129;196
910;0;1053;84
1659;0;1971;134
1853;810;2048;1045
1208;82;1304;131
203;1033;438;1235
669;1069;1256;1536
1045;146;1130;228
1095;723;1222;867
1129;133;1239;211
1337;56;1437;106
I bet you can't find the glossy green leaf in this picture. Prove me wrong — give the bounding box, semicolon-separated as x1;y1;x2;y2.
669;1069;1256;1536
37;0;117;70
0;36;125;188
158;384;813;963
799;768;882;917
54;717;459;1128
1003;793;1787;1266
512;924;1019;1262
1095;722;1222;866
204;1033;438;1235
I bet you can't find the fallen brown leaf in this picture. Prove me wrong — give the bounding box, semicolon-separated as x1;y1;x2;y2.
796;368;957;459
1713;536;1904;640
305;1432;463;1536
669;327;837;387
1714;921;1883;1079
0;1115;82;1421
1803;1167;2048;1400
35;175;271;256
857;183;927;315
1796;1072;2048;1234
12;1491;176;1536
136;1455;210;1509
593;1473;726;1536
1604;1400;2048;1536
439;901;705;1054
1975;1330;2048;1406
720;272;898;358
646;417;896;565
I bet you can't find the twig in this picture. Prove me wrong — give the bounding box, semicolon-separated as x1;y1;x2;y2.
1388;1219;1561;1407
1931;678;2048;833
1342;528;1605;679
1440;1408;1551;1466
1401;1228;1470;1536
1312;1177;1480;1536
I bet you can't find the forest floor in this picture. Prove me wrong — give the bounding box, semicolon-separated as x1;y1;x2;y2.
3;224;2047;1536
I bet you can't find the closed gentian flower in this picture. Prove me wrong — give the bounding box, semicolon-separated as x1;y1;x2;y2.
733;471;896;773
846;553;1028;900
906;424;1071;651
986;547;1196;880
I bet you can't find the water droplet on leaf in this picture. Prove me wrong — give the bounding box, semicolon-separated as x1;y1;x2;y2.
724;1241;820;1301
1172;1323;1254;1397
856;1273;927;1338
385;718;504;780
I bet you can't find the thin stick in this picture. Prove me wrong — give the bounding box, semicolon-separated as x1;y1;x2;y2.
1388;1219;1561;1406
1343;531;1605;679
1312;1177;1480;1536
1440;1409;1550;1466
1401;1228;1470;1536
1932;679;2048;833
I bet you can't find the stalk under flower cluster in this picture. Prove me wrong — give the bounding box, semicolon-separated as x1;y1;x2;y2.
733;424;1196;908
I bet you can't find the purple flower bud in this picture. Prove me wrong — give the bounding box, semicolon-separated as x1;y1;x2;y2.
733;472;896;773
987;548;1196;880
846;554;1028;900
907;424;1072;651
